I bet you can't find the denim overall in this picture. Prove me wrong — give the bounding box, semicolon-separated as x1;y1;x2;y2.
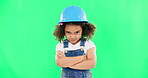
61;38;92;78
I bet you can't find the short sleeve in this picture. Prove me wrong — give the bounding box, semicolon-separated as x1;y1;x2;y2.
56;42;64;53
85;40;96;51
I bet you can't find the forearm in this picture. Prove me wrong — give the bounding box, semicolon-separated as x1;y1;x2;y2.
56;55;85;67
69;59;96;70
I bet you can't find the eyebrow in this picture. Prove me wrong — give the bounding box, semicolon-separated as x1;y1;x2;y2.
65;30;81;33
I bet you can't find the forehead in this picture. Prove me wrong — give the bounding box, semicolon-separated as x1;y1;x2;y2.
65;24;82;31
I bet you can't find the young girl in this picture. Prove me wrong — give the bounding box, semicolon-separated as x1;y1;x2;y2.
53;5;97;78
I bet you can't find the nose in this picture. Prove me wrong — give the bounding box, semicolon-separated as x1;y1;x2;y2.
70;34;76;38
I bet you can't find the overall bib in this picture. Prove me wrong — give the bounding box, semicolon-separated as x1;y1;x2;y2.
61;38;92;78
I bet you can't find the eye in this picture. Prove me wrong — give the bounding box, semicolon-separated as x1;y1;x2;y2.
66;31;70;34
75;31;79;34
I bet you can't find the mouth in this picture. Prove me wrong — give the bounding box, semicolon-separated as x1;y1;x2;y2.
71;40;76;42
70;39;77;42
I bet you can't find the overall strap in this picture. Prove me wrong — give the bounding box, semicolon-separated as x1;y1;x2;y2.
63;39;68;53
80;38;86;51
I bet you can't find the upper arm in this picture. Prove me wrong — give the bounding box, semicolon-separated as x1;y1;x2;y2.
86;47;96;61
85;40;96;61
55;42;64;62
55;50;63;61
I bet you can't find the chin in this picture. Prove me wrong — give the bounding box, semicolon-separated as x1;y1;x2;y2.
70;40;79;44
70;41;76;43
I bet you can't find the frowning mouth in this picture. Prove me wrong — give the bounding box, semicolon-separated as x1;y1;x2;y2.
71;40;76;41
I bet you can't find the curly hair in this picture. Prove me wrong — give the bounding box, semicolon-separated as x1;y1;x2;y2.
53;22;96;42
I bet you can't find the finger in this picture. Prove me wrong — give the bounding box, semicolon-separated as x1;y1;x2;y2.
57;51;63;54
58;55;63;57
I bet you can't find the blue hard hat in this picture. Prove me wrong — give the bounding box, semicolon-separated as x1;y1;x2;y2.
59;5;88;23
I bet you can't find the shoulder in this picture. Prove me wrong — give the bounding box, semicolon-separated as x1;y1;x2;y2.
56;41;64;52
84;40;96;50
85;40;96;47
56;41;63;47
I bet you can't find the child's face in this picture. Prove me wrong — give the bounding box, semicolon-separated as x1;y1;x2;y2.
65;24;82;45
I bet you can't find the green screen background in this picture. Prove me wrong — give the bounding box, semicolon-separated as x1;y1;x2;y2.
0;0;148;78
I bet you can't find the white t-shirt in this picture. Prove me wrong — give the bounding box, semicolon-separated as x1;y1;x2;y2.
56;40;96;54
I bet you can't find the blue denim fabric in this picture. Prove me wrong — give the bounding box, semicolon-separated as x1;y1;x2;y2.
61;71;92;78
61;38;92;78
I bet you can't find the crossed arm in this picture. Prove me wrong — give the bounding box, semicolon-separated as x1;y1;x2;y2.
55;47;96;70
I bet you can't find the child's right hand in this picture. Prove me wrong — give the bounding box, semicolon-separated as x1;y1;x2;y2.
57;51;66;58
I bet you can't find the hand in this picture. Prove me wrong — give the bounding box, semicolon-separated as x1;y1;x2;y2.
83;55;87;60
57;51;66;58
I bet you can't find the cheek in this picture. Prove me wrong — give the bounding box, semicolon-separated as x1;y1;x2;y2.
77;33;82;38
65;34;70;38
64;34;68;37
79;32;82;36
